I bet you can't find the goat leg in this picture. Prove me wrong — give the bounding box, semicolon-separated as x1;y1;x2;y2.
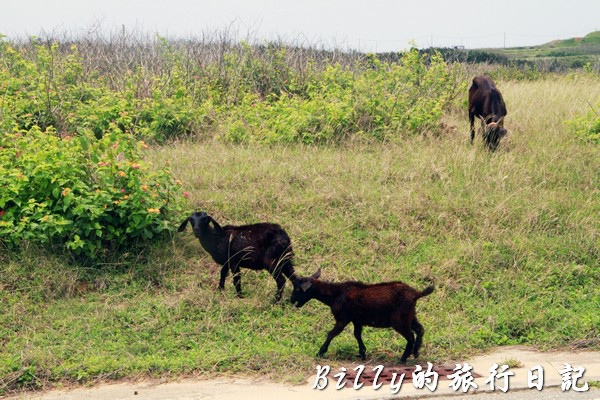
273;273;286;303
268;259;287;302
393;323;415;364
353;323;367;360
411;319;425;358
230;265;244;298
469;112;475;144
218;264;229;290
318;320;348;357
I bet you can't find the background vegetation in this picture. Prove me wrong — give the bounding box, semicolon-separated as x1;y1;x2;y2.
1;31;599;395
493;30;600;70
430;31;600;72
0;35;465;145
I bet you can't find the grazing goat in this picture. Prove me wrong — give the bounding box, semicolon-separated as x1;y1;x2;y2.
290;269;434;363
178;211;295;301
468;75;508;150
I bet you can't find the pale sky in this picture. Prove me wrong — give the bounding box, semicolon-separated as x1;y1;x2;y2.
1;0;599;51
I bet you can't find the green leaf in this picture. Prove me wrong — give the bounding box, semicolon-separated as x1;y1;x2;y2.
132;214;143;226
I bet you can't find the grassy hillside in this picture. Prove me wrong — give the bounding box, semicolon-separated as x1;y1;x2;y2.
2;74;599;394
542;30;600;49
485;31;600;69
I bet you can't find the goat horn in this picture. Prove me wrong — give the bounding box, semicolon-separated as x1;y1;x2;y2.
311;268;322;279
478;115;486;126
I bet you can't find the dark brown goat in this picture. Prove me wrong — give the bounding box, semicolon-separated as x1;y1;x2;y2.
290;269;434;363
178;212;295;301
468;75;508;150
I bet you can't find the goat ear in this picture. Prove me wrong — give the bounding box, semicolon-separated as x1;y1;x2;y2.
300;280;313;292
177;217;190;232
207;216;223;231
311;268;321;279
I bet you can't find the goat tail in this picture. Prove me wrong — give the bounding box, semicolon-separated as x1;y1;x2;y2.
418;285;435;299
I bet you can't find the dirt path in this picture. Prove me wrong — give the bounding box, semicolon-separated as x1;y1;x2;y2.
6;347;600;400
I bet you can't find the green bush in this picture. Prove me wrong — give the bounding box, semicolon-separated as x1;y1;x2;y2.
0;127;187;259
567;103;600;143
0;38;206;143
220;50;463;143
1;37;464;144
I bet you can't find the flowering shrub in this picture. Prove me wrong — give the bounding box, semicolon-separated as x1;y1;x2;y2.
0;127;187;259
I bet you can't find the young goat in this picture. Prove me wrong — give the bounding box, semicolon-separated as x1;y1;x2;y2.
179;211;295;301
291;269;434;363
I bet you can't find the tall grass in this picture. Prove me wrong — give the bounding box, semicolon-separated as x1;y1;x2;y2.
1;73;598;394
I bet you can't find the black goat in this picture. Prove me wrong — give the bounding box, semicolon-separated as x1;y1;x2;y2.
290;269;434;363
468;75;508;150
178;211;295;301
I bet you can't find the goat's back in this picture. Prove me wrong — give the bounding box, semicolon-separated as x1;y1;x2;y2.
223;222;290;247
333;281;427;327
468;76;507;122
469;75;496;93
345;281;424;305
218;223;293;270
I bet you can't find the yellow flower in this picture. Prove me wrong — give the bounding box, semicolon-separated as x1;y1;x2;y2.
141;185;148;191
123;195;129;200
62;188;71;196
147;208;161;214
118;171;126;177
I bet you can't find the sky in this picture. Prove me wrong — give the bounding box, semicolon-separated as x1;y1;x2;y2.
1;0;599;51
